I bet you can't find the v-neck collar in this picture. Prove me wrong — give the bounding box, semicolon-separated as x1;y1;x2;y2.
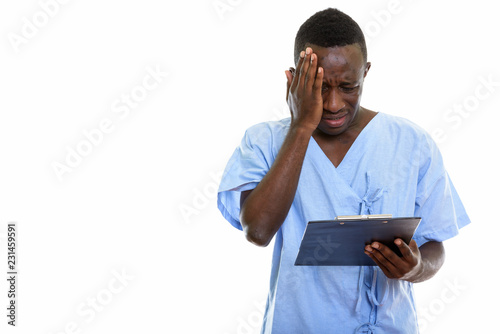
309;112;382;171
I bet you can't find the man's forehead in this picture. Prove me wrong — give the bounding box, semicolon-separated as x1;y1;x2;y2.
305;42;363;55
309;44;363;62
304;44;365;80
323;69;361;84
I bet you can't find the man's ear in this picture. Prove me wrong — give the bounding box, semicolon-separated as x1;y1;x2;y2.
364;62;371;78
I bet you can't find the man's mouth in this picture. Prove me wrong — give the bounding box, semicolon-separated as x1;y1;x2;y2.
323;113;347;120
321;113;348;128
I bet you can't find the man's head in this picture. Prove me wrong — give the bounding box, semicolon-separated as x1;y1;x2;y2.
292;8;371;136
294;8;367;66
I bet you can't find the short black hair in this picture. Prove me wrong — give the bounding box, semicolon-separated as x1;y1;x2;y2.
294;8;367;65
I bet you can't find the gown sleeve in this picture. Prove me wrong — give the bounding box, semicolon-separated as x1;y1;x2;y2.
412;131;471;247
217;122;278;230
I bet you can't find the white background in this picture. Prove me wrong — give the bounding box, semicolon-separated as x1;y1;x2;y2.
0;0;498;333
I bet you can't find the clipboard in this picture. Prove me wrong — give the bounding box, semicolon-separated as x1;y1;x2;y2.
294;215;421;266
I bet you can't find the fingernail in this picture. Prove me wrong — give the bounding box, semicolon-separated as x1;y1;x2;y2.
306;47;311;55
300;51;305;58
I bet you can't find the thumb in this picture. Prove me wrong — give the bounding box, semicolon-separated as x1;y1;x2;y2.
409;239;419;254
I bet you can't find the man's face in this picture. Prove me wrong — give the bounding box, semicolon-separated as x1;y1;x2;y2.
304;43;370;136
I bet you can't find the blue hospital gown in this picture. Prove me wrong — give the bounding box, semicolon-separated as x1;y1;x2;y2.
217;112;470;334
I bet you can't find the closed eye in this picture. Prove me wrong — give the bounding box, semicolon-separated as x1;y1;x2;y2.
340;86;358;93
321;85;359;93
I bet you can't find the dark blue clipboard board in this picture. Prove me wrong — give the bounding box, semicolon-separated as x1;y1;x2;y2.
294;217;421;266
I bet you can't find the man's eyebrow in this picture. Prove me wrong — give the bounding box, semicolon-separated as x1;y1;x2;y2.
340;77;360;83
322;80;359;85
339;81;358;85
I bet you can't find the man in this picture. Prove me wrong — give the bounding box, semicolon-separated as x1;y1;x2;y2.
217;8;470;333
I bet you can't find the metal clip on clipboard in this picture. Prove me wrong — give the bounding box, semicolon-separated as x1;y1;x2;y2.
335;214;393;221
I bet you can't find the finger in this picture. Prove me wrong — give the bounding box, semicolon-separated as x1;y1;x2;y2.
409;239;419;254
394;239;414;261
364;249;394;278
298;48;312;90
313;66;324;98
305;52;318;89
291;51;305;91
290;51;306;91
369;242;402;271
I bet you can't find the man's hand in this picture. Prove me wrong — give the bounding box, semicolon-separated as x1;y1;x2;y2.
285;47;324;132
364;239;424;282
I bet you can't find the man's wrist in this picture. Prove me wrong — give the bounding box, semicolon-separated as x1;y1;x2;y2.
289;122;316;138
404;258;427;283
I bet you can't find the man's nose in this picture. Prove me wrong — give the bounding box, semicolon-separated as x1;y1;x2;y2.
323;88;345;113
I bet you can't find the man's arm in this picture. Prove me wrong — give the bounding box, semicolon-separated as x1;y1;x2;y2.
240;47;324;247
364;239;445;283
240;126;313;246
